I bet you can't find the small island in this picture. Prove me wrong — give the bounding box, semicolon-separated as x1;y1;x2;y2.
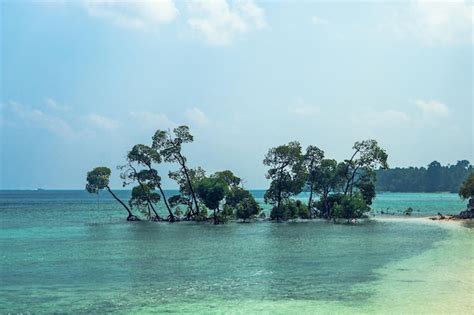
86;125;473;225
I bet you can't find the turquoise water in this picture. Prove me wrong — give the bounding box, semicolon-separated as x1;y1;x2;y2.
0;191;472;314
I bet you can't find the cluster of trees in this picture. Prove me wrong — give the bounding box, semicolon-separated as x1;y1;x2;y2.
86;125;389;223
86;126;260;223
459;172;474;200
376;160;472;193
263;140;388;222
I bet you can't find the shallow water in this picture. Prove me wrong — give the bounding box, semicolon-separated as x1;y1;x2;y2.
0;191;472;314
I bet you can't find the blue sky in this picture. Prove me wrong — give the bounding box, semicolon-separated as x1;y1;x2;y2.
1;0;472;189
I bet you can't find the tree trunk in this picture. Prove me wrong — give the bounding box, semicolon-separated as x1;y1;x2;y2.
146;165;175;221
138;180;161;219
130;165;160;220
277;190;282;210
180;158;200;216
213;208;218;225
276;165;285;210
323;189;330;218
344;149;360;195
157;184;175;222
308;182;314;215
106;186;136;220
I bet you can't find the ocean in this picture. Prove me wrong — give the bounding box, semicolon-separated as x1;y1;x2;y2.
1;190;472;314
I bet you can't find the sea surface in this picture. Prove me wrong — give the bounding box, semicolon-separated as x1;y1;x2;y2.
1;190;472;314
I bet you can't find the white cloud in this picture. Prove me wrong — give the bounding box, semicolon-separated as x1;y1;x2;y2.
187;0;266;45
44;98;70;112
384;0;473;45
2;101;126;138
86;114;120;130
356;109;411;127
288;99;321;116
3;101;76;138
311;16;329;26
84;0;178;29
413;99;450;117
185;107;209;126
130;111;176;130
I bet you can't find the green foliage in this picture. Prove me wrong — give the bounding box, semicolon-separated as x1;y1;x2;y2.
194;206;208;222
235;195;260;222
304;145;325;212
120;144;163;190
169;167;206;196
343;139;388;195
312;159;346;216
174;207;183;217
263;139;386;221
195;170;260;223
356;171;376;205
152;126;201;215
270;199;310;221
168;194;184;207
219;204;235;223
129;184;160;210
226;186;250;207
459;172;474;200
377;160;473;193
86;166;137;220
169;167;205;213
270;205;288;221
195;177;228;211
86;167;111;193
295;200;311;219
213;170;241;187
152;126;193;164
304;145;325;185
332;193;369;220
263;141;306;206
127;144;161;168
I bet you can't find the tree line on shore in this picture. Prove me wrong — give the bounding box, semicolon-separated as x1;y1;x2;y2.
376;160;472;193
86;125;388;223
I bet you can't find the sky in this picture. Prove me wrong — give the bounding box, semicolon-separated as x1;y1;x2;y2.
0;0;473;189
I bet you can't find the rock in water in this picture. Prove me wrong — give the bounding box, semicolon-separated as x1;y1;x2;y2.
457;209;474;219
454;198;474;219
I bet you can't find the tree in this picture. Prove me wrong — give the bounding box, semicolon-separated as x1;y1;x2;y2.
263;141;306;220
376;160;472;193
212;170;261;222
86;167;139;221
227;187;260;222
425;161;443;192
313;159;345;217
304;145;325;214
356;171;376;206
129;184;161;220
122;144;175;221
332;193;369;222
235;197;260;222
213;170;241;187
119;165;161;221
168;166;206;219
195;176;228;224
459;172;474;200
343;139;388;196
153;126;201;216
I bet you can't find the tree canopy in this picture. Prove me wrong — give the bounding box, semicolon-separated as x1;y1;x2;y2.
86;130;395;224
459;172;474;200
376;160;472;193
263;141;306;219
